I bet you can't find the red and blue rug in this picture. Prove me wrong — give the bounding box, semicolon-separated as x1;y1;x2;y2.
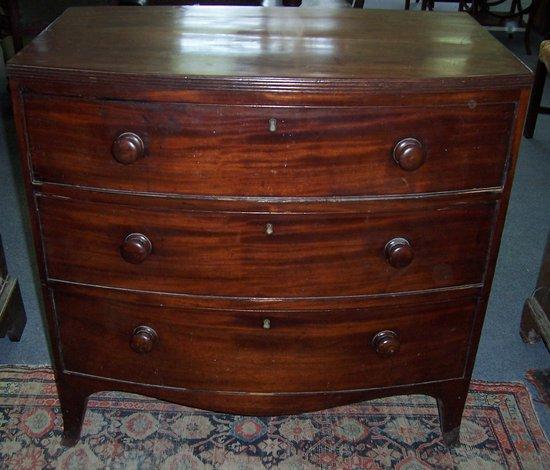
0;366;548;469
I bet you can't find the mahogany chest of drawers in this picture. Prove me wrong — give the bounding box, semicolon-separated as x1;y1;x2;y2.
7;6;532;446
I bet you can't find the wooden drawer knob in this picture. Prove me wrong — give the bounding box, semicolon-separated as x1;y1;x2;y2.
130;326;158;354
120;233;152;264
384;237;413;268
112;132;145;164
393;138;426;171
372;330;400;357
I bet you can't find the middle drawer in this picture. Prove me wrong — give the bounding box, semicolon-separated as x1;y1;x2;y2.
39;196;494;298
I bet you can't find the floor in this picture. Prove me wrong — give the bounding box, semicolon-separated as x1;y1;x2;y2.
0;14;548;438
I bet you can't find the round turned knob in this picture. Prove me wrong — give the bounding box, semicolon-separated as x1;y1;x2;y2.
393;138;426;171
112;132;145;164
372;330;400;357
130;326;158;354
384;237;414;268
120;233;152;264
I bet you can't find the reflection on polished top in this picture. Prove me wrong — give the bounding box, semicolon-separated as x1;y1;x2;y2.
8;6;531;90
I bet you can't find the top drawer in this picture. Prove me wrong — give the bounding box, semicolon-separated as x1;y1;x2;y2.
24;94;514;197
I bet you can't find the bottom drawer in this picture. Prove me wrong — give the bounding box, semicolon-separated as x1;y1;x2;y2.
55;286;475;393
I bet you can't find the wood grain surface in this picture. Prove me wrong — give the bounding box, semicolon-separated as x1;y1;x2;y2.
38;195;495;298
8;7;531;92
25;94;515;196
55;284;475;393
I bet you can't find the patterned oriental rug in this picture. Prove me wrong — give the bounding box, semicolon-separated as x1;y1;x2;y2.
0;367;548;469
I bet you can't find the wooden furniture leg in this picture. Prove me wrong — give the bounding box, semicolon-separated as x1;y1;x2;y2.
520;232;550;349
524;55;549;138
421;0;432;10
524;0;539;55
0;279;26;341
435;380;470;447
524;0;550;55
4;0;23;52
520;295;547;344
0;234;26;342
58;377;90;446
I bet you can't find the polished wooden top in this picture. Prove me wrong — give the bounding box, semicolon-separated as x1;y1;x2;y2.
8;6;531;92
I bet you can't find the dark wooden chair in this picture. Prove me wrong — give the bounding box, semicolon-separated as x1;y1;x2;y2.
524;40;550;138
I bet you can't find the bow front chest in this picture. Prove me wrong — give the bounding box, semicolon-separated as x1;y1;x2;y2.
7;6;532;446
